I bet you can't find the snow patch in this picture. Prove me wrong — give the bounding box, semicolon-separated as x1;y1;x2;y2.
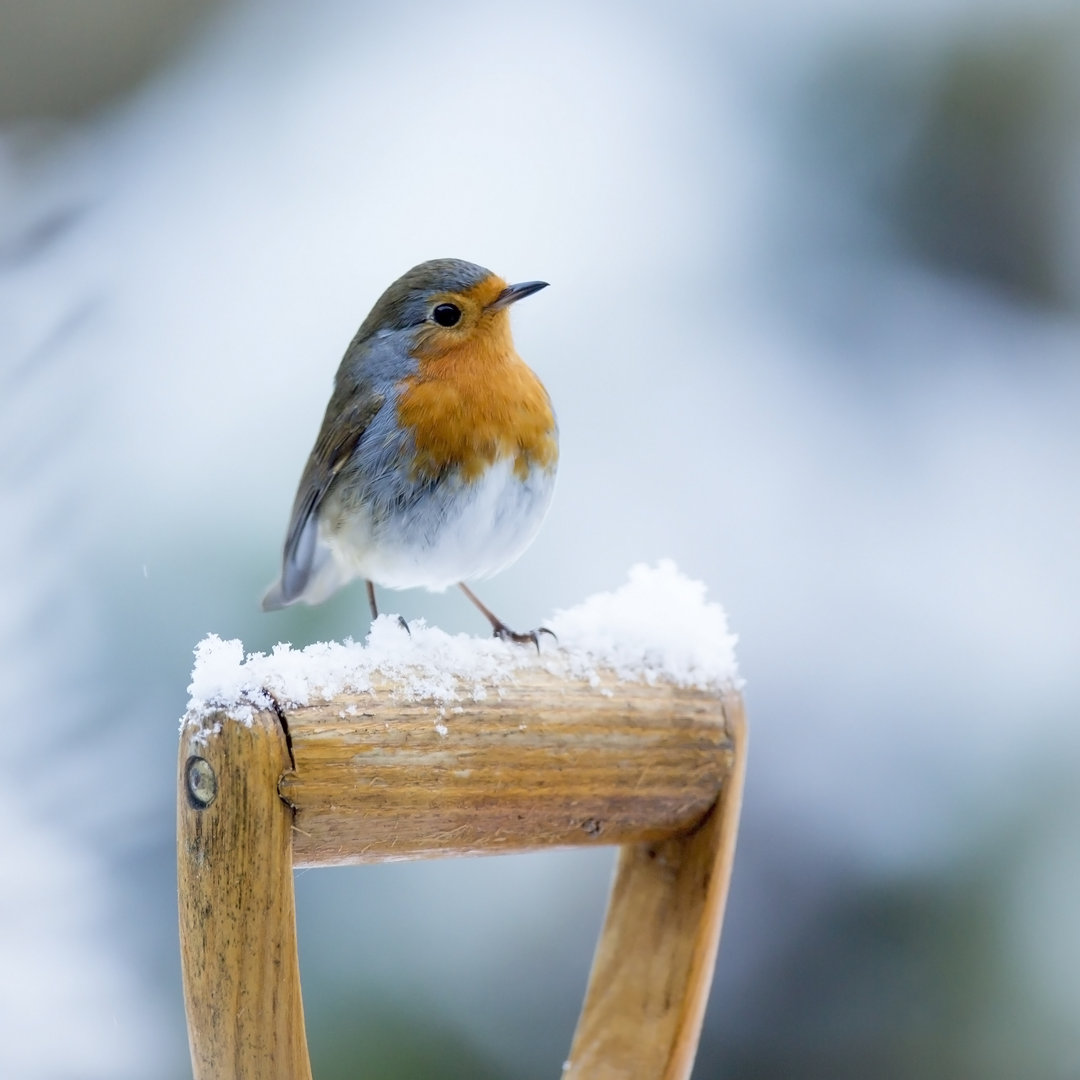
183;561;740;728
546;561;741;690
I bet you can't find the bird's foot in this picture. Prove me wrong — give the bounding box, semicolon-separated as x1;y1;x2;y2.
367;612;411;637
457;583;555;652
492;623;557;652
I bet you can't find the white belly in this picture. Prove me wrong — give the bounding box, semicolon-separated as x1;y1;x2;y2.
324;457;556;592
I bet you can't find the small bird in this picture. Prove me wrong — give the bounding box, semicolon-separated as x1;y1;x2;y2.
262;258;558;645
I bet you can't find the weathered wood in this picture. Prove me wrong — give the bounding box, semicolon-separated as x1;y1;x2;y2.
178;669;745;1080
564;693;747;1080
177;709;312;1080
279;668;732;866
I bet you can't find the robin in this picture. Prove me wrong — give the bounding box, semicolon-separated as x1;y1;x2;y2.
262;258;558;646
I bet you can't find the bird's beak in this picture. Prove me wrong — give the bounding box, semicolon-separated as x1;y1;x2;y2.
488;280;549;311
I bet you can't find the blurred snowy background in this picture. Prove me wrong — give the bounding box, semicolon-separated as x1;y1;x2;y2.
3;0;1079;1076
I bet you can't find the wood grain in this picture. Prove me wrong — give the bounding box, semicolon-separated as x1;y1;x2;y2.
177;670;745;1080
177;709;312;1080
278;668;733;867
564;693;747;1080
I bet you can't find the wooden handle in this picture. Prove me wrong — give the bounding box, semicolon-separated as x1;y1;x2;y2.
178;671;744;1080
178;709;311;1080
565;694;747;1080
280;669;733;867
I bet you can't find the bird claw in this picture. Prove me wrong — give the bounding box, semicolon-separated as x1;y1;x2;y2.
492;624;557;652
368;613;411;636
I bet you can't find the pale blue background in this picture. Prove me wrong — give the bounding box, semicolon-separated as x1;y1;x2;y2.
2;1;1079;1076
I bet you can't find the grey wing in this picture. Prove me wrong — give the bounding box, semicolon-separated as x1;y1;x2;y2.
262;390;384;610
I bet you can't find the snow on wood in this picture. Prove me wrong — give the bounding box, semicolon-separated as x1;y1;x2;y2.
184;561;740;727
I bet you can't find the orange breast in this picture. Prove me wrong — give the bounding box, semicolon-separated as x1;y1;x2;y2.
397;314;557;483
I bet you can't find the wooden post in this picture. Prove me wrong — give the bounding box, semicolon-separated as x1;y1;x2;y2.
178;668;745;1080
565;696;747;1079
178;709;312;1080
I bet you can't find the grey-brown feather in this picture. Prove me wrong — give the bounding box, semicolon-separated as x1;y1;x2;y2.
272;387;385;606
349;258;492;341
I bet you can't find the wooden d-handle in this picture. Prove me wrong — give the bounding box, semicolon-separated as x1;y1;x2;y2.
178;669;746;1079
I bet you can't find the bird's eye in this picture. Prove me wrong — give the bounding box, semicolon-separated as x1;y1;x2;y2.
432;303;461;327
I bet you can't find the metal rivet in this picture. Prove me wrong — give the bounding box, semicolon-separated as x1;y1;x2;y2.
185;756;217;809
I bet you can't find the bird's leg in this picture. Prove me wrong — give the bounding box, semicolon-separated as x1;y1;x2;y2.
367;579;409;634
458;582;555;651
